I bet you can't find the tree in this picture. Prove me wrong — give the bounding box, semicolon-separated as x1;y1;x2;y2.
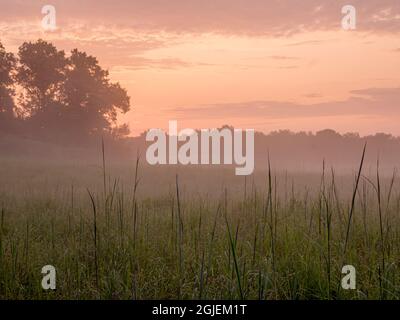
14;40;131;143
16;39;66;131
61;49;130;140
0;41;16;131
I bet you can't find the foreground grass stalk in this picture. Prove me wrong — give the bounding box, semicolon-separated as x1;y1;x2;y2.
343;143;367;255
87;189;99;289
225;216;244;299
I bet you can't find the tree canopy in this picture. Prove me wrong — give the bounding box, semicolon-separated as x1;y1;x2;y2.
0;39;131;144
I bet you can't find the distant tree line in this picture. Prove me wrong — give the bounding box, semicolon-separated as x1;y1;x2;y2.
0;39;131;145
2;39;400;168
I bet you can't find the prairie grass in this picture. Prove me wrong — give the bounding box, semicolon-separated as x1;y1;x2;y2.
0;152;400;299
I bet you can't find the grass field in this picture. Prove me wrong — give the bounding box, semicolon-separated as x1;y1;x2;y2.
1;151;400;300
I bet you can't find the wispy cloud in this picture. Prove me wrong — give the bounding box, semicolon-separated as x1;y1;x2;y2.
0;21;181;67
111;57;213;71
284;40;326;47
269;55;300;60
304;93;323;98
170;87;400;120
0;0;399;36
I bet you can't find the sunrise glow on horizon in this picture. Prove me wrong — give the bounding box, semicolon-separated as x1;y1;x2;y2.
1;0;399;136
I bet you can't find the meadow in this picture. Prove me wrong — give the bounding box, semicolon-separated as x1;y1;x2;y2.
0;150;400;300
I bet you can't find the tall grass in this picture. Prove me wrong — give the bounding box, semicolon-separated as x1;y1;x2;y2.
0;145;400;299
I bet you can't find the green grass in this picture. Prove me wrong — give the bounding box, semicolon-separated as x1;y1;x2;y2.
0;156;400;299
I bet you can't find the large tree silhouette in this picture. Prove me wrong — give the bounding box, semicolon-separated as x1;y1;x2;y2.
0;39;132;143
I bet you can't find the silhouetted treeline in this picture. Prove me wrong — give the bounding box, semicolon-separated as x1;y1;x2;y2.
2;40;400;172
0;39;130;146
131;128;400;173
253;129;400;172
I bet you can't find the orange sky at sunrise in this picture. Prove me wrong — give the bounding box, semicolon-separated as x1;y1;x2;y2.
0;0;399;136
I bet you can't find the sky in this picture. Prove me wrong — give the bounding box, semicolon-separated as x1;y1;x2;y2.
0;0;399;136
